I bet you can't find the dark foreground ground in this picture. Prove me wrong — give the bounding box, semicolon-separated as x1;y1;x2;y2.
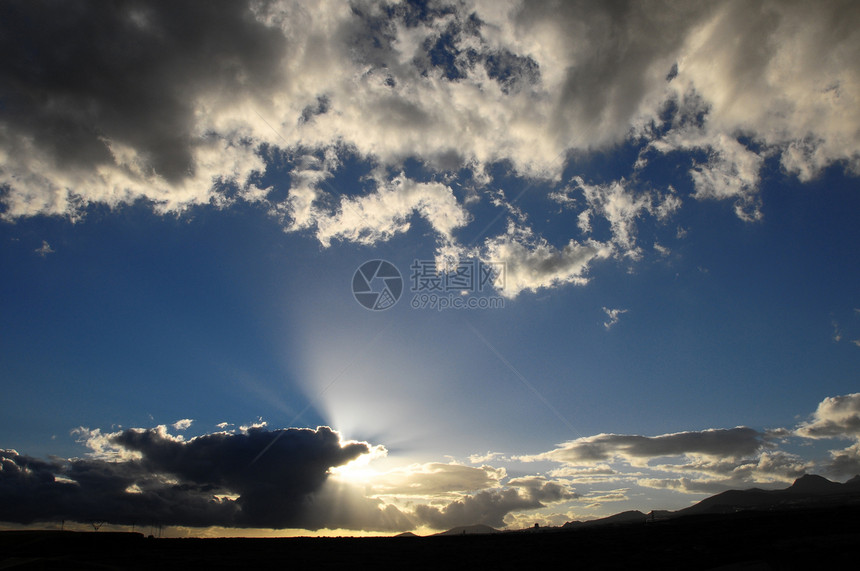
2;506;858;570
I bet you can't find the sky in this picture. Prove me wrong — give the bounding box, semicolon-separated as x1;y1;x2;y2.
1;0;859;536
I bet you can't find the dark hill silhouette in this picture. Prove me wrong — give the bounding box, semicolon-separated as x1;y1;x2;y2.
393;531;418;537
786;473;843;494
5;504;859;569
562;510;647;529
434;524;498;536
678;474;860;516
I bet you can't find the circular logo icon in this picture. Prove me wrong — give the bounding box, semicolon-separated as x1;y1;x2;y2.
352;260;403;311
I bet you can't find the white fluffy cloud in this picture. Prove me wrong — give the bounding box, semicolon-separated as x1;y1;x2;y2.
313;174;470;252
795;393;860;439
482;221;611;298
794;393;860;478
172;419;194;431
672;0;860;179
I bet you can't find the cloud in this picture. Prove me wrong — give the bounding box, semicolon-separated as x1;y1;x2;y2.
795;393;860;439
637;477;729;496
651;450;810;488
72;427;145;461
1;0;858;296
0;448;236;527
411;475;577;530
580;489;630;503
413;488;540;530
794;393;860;479
9;393;860;532
311;174;470;256
468;451;507;464
368;462;505;497
650;128;765;221
603;307;628;330
0;425;373;529
34;241;54;257
546;464;620;482
482;221;611;298
548;394;860;492
527;427;765;466
637;456;809;496
832;319;843;343
535;395;860;493
172;419;193;431
670;1;860;181
563;177;681;259
506;476;579;503
823;442;860;479
0;0;278;219
294;480;415;532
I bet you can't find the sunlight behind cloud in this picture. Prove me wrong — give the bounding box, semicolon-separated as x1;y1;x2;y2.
2;0;859;539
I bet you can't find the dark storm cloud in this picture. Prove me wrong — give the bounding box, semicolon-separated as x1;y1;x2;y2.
0;448;237;527
0;426;369;529
0;0;285;181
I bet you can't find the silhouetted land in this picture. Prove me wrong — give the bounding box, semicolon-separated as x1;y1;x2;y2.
2;505;859;570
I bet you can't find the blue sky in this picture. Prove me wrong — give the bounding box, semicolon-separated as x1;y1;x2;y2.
1;0;859;536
